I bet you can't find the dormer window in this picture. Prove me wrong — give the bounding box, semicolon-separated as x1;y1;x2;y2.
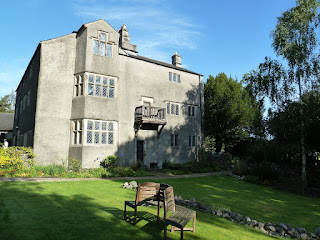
93;32;112;57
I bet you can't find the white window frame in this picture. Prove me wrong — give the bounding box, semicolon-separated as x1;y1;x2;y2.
93;32;113;58
171;134;179;147
72;120;83;145
74;73;116;99
188;106;195;117
85;119;116;146
166;102;180;116
188;135;196;147
169;72;181;83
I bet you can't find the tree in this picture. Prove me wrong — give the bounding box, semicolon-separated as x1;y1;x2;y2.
244;0;320;191
204;73;259;152
0;91;15;113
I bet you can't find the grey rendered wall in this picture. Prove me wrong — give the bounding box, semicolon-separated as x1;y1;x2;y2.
116;55;203;167
33;33;77;165
13;45;41;147
70;20;203;168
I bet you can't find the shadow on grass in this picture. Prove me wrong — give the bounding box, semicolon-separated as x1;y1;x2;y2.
0;182;167;240
129;176;320;233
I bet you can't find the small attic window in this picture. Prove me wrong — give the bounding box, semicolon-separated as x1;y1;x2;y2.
93;32;112;58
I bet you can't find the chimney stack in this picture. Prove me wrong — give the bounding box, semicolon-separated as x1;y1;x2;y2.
119;24;138;53
172;52;181;66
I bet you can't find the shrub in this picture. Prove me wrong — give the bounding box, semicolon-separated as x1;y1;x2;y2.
100;155;118;169
68;158;82;172
0;147;25;169
109;166;135;177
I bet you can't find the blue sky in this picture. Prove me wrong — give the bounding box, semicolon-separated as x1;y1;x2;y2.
0;0;296;97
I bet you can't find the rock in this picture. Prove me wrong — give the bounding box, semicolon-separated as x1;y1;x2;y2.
260;227;268;234
300;233;309;240
308;232;317;238
244;216;251;222
279;223;288;231
129;181;137;189
251;220;258;226
258;222;265;229
189;198;196;203
288;229;300;239
316;227;320;237
268;225;276;232
297;227;307;234
216;210;223;217
122;182;129;188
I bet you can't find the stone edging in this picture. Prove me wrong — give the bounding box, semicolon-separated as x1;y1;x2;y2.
122;181;320;240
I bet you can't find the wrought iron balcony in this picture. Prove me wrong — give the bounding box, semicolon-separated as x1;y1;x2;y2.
134;106;167;125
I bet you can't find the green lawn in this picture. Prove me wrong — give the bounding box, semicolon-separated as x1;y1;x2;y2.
0;176;318;240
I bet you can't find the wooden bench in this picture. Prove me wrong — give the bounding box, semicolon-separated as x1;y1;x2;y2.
124;182;160;225
163;186;196;240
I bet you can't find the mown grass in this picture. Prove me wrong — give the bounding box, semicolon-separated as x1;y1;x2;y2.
0;176;319;239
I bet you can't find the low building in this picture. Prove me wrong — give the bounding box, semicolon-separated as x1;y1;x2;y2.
13;19;204;168
0;112;14;145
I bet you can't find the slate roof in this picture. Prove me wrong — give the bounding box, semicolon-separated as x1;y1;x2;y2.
121;52;202;76
0;113;14;131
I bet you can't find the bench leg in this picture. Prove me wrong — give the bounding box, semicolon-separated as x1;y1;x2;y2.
180;229;184;240
124;202;127;220
164;222;167;240
134;206;137;225
193;214;196;232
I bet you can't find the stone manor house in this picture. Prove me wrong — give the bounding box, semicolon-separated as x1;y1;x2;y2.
13;19;204;168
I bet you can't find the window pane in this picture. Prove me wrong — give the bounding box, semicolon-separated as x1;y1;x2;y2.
88;84;94;95
93;40;99;55
100;33;106;42
108;122;114;131
171;104;175;114
176;105;179;115
177;74;181;83
109;79;114;86
108;132;114;144
169;72;172;81
102;87;108;97
100;42;106;56
79;132;82;144
73;132;77;144
87;121;93;130
89;75;94;83
175;134;179;146
188;106;191;116
101;133;107;144
95;85;101;96
75;85;79;96
192;107;195;116
80;84;83;95
109;87;114;98
96;76;101;84
94;132;99;144
189;136;192;147
173;73;176;82
103;77;108;85
87;132;92;144
94;121;100;130
107;44;112;57
167;103;170;114
79;121;82;130
102;122;107;131
192;136;196;146
171;134;174;146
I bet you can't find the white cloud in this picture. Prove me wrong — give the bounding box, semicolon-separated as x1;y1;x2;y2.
72;0;202;64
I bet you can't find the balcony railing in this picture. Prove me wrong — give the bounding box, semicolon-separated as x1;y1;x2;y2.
135;106;166;125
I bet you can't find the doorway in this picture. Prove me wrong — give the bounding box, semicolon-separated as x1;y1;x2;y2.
136;140;144;164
